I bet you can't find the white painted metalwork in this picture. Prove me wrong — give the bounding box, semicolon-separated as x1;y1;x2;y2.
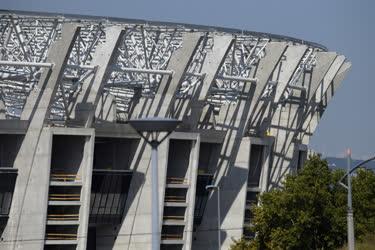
0;61;53;68
206;38;268;110
0;15;61;118
0;12;324;123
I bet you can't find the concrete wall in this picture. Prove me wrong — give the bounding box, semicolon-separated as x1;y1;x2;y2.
0;13;351;250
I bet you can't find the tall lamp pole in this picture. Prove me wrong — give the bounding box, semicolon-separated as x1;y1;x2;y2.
206;185;221;250
129;117;181;250
339;149;375;250
346;149;355;250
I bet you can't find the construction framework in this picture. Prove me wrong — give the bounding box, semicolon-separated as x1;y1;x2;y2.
0;10;350;250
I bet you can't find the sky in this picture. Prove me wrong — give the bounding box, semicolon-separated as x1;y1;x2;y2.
1;0;374;159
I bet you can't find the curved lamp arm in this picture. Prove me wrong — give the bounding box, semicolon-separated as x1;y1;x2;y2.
339;155;375;188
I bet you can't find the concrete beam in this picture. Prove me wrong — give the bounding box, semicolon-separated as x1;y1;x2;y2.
20;25;80;121
295;52;337;138
132;33;203;118
72;26;125;127
274;45;307;103
244;42;288;133
307;52;337;102
326;61;352;104
300;59;351;144
183;35;234;129
315;55;345;103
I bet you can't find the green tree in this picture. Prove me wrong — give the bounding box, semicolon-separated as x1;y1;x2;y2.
230;155;375;250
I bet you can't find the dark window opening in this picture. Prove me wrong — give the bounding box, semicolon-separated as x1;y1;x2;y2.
248;144;264;188
93;138;138;171
0;134;24;168
90;169;133;224
0;168;17;235
193;174;213;227
297;150;307;171
167;140;191;181
51;135;85;176
243;191;258;239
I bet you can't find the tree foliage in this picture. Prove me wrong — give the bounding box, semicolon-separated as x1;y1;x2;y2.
230;155;375;250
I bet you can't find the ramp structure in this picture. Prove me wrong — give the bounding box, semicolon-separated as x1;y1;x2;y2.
0;11;350;250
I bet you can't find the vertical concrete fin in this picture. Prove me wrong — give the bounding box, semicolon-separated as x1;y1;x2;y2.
315;55;345;103
274;45;307;103
307;51;337;102
20;24;81;121
245;42;288;129
198;35;234;101
326;61;351;103
76;27;125;127
4;23;80;250
252;42;288;102
216;42;287;129
147;33;203;117
301;60;351;145
298;54;343;139
183;35;234;128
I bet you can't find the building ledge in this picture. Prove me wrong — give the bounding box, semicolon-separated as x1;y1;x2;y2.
164;202;188;207
45;240;78;245
48;201;81;206
47;220;79;225
161;239;185;245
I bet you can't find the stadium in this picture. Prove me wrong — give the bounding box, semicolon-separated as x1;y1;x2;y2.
0;10;350;250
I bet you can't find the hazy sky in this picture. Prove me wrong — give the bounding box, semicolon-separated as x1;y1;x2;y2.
1;0;374;159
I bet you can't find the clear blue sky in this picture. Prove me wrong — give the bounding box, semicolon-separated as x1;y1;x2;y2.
1;0;374;159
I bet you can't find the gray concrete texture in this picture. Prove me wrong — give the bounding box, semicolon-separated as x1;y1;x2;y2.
0;12;350;250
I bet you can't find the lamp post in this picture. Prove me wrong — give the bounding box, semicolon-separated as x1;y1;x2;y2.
338;149;375;250
128;117;181;250
346;149;354;250
206;184;221;250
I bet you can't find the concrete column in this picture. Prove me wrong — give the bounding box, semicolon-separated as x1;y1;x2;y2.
112;138;169;249
193;138;251;250
2;24;80;250
1;128;52;250
78;130;95;250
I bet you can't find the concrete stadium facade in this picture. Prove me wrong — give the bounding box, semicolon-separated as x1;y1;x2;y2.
0;10;350;250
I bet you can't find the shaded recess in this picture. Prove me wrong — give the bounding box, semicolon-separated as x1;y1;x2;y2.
0;134;23;235
87;137;139;249
193;142;220;228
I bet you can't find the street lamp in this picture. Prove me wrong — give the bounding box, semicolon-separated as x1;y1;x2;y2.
206;184;221;250
128;117;181;250
338;149;375;250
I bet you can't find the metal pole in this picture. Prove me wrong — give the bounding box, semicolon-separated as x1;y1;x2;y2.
217;186;221;250
151;141;160;250
114;66;174;75
0;60;53;68
347;149;355;250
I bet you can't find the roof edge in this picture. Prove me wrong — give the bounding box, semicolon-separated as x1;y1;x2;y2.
0;9;328;51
